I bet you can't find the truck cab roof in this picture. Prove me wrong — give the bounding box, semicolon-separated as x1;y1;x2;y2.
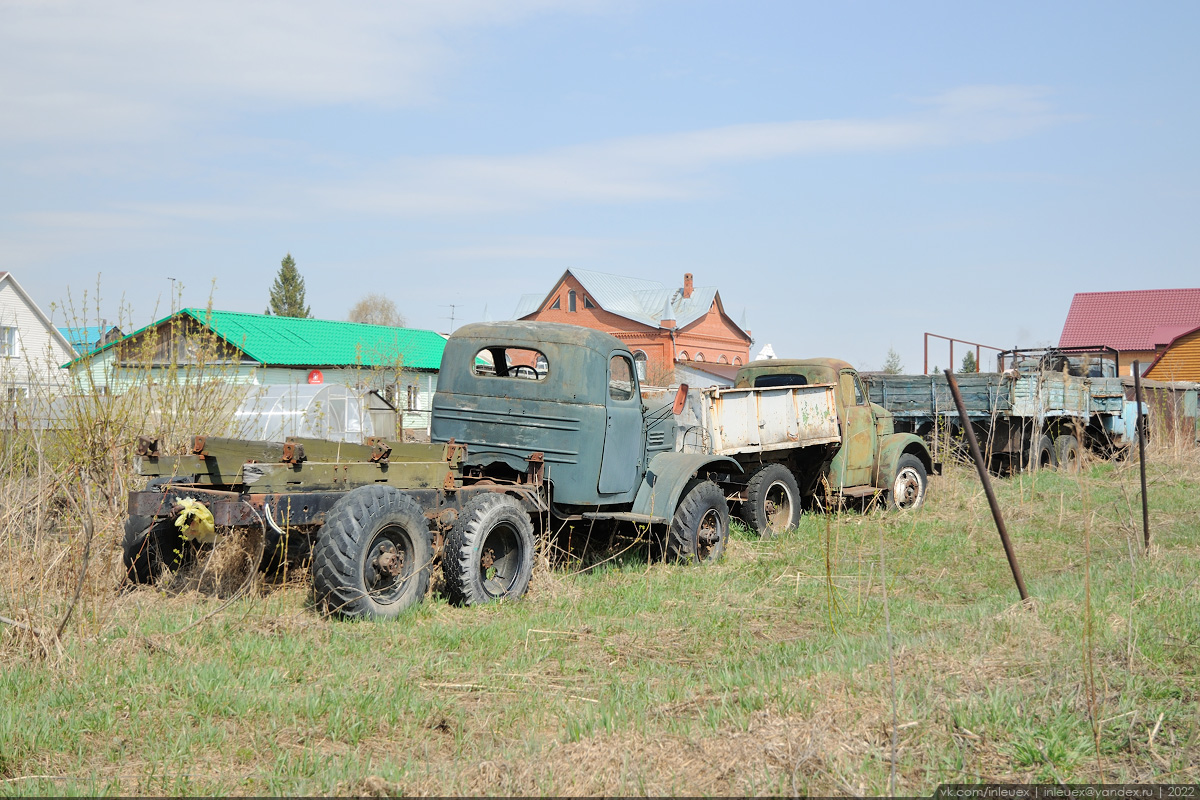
450;321;626;355
733;358;852;389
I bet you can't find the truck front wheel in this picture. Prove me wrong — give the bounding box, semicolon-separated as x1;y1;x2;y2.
443;493;535;606
887;454;928;511
743;464;801;537
667;480;729;564
312;485;433;620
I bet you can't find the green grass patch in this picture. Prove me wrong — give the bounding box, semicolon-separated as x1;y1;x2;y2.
2;453;1199;795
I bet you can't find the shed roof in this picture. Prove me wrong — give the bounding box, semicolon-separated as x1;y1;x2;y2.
71;309;446;370
58;325;120;355
1059;289;1200;350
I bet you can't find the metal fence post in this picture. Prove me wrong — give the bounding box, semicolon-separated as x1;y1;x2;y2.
944;369;1030;604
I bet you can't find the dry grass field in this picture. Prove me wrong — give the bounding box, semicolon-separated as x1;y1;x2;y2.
2;434;1198;795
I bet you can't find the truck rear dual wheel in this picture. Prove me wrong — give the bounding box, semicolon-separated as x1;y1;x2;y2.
887;454;928;511
667;480;729;564
122;516;188;584
443;493;535;606
122;476;195;585
743;464;801;537
1054;434;1082;472
1025;435;1057;471
312;485;433;620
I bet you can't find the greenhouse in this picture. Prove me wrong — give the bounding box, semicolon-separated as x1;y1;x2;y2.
232;383;395;444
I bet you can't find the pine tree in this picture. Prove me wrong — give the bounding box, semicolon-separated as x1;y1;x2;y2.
882;347;903;374
959;351;978;373
266;253;311;318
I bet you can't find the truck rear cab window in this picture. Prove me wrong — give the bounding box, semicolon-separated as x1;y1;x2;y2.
753;374;808;388
472;347;547;380
609;355;636;401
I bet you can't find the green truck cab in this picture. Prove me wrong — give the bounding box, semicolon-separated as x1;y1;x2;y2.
727;359;937;533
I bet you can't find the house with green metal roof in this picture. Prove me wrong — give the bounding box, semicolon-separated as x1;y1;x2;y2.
66;309;448;433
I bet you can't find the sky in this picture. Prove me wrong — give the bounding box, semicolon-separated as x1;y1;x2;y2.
2;0;1198;373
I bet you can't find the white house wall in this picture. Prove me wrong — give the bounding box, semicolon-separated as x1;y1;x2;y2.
0;279;74;395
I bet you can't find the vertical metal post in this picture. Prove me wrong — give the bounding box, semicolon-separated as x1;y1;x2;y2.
924;333;929;375
945;369;1030;603
1132;361;1150;552
976;345;981;372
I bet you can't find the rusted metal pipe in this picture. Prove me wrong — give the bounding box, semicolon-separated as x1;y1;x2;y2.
1133;361;1150;552
944;369;1030;604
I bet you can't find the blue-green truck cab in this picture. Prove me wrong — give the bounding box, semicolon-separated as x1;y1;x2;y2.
431;321;740;551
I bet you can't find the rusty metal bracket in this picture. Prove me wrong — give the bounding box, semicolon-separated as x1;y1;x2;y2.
135;435;161;457
280;441;306;465
191;436;207;456
366;437;391;464
526;451;545;485
443;439;467;466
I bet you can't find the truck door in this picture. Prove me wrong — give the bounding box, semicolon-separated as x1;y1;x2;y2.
830;369;877;488
599;352;643;494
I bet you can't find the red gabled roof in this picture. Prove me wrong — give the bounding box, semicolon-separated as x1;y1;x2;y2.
1059;289;1200;350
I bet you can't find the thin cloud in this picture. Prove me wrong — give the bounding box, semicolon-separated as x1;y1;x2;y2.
0;0;602;143
320;85;1073;215
428;236;632;261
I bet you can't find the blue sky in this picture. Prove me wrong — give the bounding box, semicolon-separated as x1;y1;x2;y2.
2;1;1197;372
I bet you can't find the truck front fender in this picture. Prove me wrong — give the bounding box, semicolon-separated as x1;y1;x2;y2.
631;453;742;523
875;434;935;486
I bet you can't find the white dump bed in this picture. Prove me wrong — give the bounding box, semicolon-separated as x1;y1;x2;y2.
686;383;841;456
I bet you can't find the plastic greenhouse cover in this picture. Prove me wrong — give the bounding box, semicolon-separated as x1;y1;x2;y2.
232;383;374;444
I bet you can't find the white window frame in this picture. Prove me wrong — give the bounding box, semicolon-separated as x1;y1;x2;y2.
0;326;18;358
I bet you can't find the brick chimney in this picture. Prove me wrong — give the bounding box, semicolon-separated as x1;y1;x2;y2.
683;273;694;299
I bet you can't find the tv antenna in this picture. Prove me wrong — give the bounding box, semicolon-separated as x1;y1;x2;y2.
442;304;458;331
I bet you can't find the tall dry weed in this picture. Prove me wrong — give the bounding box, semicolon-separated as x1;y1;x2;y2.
0;285;246;662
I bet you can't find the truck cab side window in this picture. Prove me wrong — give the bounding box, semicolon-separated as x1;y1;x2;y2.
609;355;636;401
839;372;865;407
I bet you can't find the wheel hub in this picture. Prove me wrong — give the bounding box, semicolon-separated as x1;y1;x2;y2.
894;469;921;507
371;541;406;580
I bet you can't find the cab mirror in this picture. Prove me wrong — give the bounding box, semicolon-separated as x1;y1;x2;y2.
672;384;689;415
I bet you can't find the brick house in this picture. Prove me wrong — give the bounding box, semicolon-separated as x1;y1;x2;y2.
1059;288;1200;376
513;269;752;384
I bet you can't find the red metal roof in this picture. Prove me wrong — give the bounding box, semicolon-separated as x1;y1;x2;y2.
1059;289;1200;350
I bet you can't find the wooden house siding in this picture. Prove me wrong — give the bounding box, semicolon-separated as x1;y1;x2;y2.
1146;328;1200;382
